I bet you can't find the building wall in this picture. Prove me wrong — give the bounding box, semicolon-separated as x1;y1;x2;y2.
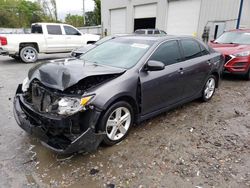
197;0;241;40
241;0;250;28
101;0;250;38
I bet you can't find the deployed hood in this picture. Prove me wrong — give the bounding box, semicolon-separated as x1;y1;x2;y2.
210;43;250;55
28;58;125;91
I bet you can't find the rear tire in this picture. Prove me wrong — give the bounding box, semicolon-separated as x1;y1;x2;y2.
20;46;38;63
99;101;134;146
201;75;216;102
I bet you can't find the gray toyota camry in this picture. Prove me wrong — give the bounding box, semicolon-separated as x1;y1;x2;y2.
14;35;223;154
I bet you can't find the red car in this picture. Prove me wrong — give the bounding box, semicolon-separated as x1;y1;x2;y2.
209;29;250;80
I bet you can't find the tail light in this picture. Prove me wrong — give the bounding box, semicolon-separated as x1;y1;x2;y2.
0;36;7;45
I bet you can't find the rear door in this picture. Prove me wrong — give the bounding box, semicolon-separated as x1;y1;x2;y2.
140;40;186;115
63;25;85;51
179;39;212;98
45;24;66;53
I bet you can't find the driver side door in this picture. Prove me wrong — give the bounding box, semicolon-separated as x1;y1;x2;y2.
139;40;186;115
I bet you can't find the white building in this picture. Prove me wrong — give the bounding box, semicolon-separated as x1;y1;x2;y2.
101;0;250;40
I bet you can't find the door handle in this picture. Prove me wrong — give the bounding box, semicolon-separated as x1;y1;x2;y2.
207;60;212;66
47;37;53;39
178;68;184;74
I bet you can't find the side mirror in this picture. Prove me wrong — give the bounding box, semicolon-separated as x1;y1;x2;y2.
145;60;165;71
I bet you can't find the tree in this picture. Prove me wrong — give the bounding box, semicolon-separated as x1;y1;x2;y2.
0;0;46;28
65;14;84;27
93;0;101;25
85;11;96;26
38;0;58;21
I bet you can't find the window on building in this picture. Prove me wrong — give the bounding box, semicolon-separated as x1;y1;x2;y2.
149;40;182;65
47;25;62;35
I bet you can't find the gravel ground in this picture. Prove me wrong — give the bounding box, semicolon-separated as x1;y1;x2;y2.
0;55;249;188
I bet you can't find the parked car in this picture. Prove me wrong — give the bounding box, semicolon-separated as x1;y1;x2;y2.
71;34;129;58
209;29;250;80
14;35;223;154
0;23;100;63
135;29;167;35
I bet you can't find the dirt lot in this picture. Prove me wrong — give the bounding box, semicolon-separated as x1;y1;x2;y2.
0;55;249;188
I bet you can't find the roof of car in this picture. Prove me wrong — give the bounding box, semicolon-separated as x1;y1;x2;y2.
115;34;196;42
226;29;250;33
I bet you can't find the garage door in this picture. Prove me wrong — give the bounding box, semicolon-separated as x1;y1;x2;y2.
134;4;157;31
167;0;201;36
110;8;126;34
134;4;157;19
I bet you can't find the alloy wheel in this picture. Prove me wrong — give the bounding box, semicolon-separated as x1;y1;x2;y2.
106;107;131;141
204;77;216;99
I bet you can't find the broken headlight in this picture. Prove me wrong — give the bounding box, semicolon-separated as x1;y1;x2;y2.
22;77;29;92
57;95;94;115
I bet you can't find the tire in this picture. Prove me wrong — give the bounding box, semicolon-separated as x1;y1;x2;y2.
201;75;217;102
99;101;134;146
244;68;250;81
19;46;38;63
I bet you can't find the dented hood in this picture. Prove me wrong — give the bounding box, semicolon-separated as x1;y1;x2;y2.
28;58;126;91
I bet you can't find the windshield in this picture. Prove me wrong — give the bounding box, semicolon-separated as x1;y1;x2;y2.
215;32;250;45
80;38;153;69
95;36;113;45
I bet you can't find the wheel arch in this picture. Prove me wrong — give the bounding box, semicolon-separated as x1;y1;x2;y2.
19;42;39;53
211;71;220;88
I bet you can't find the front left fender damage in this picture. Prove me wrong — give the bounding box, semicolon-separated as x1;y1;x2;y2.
14;87;105;154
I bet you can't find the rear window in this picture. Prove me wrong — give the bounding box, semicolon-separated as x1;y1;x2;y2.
47;25;62;35
31;25;43;34
181;39;203;60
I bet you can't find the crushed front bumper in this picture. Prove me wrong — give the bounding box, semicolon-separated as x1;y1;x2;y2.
13;86;104;154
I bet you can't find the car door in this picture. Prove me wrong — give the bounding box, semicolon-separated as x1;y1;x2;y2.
45;25;66;53
179;39;212;98
63;25;85;51
140;40;186;115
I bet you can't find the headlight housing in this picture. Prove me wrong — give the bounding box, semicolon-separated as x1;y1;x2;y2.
57;95;94;115
233;51;250;57
22;77;29;92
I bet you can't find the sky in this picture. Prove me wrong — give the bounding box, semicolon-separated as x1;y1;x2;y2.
56;0;95;21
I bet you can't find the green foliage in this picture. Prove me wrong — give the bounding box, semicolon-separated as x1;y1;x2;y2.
65;14;84;27
85;0;101;26
93;0;101;25
0;0;55;28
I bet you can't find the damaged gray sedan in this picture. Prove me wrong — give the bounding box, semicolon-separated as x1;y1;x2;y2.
14;35;223;154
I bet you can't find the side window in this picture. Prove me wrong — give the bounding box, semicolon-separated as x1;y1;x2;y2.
149;40;182;66
47;25;62;35
64;26;80;35
154;30;160;34
147;30;153;34
181;39;203;60
200;43;210;55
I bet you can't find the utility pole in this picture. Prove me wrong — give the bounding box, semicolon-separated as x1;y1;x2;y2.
236;0;244;29
83;0;85;26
